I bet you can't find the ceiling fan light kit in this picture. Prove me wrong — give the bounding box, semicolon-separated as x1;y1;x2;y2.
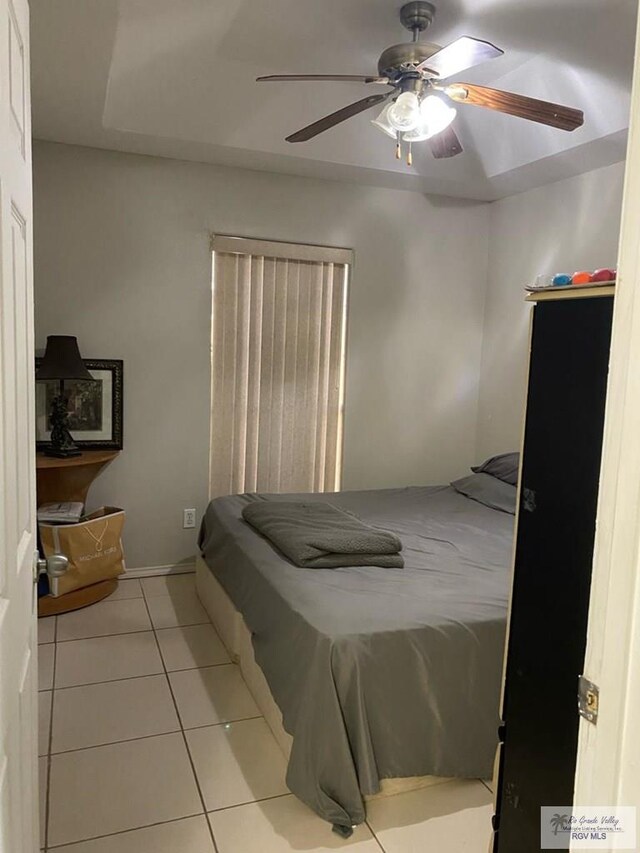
373;94;457;164
257;1;584;165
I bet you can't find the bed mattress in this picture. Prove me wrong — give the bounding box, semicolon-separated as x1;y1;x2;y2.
198;485;514;830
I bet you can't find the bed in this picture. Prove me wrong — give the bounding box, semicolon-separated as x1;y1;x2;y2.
197;479;515;833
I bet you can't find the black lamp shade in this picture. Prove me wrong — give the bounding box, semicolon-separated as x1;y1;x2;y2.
35;336;93;381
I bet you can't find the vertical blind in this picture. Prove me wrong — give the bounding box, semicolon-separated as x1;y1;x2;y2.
210;236;351;499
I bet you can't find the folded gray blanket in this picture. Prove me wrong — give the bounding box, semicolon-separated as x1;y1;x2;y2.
242;501;404;568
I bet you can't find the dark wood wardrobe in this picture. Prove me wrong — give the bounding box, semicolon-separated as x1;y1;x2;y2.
492;287;614;853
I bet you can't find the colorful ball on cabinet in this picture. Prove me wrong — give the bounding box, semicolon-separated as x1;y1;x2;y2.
591;268;616;283
572;271;593;285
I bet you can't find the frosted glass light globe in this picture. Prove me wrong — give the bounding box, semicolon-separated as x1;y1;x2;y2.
387;92;421;132
419;95;457;137
403;96;457;142
371;103;397;139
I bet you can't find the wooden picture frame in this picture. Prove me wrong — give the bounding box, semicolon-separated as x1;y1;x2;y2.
35;358;123;450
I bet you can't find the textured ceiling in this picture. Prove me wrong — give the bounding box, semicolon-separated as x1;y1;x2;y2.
30;0;636;200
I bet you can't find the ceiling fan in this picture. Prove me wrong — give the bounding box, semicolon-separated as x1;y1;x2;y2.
257;1;584;166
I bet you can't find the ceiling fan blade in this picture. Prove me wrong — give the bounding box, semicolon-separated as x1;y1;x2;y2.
257;74;389;85
416;36;503;79
286;93;390;143
444;83;584;131
429;126;464;159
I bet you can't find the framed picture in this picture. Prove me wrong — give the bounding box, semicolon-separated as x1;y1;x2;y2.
35;358;123;450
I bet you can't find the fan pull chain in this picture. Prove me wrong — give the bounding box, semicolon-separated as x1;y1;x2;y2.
396;133;402;160
407;142;413;167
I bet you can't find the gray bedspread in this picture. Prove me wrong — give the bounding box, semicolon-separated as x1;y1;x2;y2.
199;485;514;830
242;500;404;568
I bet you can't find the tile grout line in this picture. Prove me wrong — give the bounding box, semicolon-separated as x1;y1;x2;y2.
206;790;292;815
140;583;221;853
47;714;264;757
42;659;234;691
48;620;235;692
43;615;58;852
365;818;388;852
45;812;205;851
55;619;211;644
45;660;239;692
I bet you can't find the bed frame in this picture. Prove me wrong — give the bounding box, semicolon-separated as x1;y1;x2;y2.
195;553;453;802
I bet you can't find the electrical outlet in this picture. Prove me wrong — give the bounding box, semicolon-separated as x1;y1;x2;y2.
183;508;197;529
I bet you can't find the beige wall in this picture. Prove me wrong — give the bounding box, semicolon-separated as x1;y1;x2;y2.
476;161;625;460
33;141;490;570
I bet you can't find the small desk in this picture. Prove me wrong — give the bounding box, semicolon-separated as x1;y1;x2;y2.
36;450;121;617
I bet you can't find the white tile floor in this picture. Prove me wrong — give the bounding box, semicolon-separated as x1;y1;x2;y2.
38;573;494;852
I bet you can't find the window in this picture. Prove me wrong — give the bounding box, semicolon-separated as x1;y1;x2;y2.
210;236;351;498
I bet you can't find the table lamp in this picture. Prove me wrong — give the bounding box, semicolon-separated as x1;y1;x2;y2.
36;336;94;458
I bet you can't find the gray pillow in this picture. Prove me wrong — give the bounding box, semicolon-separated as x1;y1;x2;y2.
472;452;520;486
451;473;516;515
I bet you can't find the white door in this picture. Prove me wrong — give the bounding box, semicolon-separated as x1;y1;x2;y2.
0;0;39;849
572;1;640;831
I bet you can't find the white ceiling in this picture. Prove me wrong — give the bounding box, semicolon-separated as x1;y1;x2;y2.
30;0;637;200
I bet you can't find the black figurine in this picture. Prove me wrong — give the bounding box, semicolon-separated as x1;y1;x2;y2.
48;392;81;457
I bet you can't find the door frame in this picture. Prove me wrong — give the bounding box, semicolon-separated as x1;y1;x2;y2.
572;5;640;827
